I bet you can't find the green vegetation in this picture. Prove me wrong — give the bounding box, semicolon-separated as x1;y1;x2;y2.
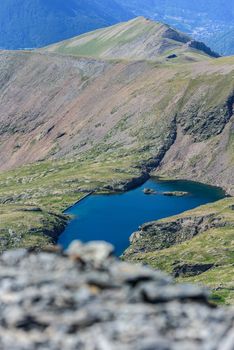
209;28;234;56
125;198;234;305
44;17;214;62
0;154;142;252
0;204;66;251
49;19;157;58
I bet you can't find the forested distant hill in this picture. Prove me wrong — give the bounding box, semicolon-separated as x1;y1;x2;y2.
208;28;234;56
0;0;132;49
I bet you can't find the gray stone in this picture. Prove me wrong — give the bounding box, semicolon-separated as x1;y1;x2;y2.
109;261;172;286
66;240;114;267
1;248;28;265
0;242;233;350
143;188;157;195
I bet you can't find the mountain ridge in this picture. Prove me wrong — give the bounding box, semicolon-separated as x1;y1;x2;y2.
43;17;220;61
115;0;234;55
0;0;233;56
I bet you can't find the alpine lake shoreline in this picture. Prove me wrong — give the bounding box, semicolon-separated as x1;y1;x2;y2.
64;184;234;305
0;155;233;305
58;175;226;255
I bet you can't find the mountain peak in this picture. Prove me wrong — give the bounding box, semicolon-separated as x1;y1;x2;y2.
43;17;219;62
131;16;155;23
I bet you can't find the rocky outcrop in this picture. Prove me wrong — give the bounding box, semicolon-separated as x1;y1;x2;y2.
178;91;234;142
102;172;149;192
124;213;225;258
143;188;157;195
172;263;214;278
0;241;233;350
185;40;220;58
163;191;189;196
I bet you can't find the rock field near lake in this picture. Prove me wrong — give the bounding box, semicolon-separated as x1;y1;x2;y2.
0;240;233;350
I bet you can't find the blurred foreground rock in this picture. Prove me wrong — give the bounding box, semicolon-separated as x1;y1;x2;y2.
0;241;233;350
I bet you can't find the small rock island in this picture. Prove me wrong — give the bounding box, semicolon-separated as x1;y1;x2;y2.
143;188;157;195
163;191;189;197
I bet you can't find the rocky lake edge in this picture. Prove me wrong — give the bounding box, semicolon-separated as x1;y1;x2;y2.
0;153;233;304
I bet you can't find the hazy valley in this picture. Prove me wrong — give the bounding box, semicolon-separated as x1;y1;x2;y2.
116;0;234;56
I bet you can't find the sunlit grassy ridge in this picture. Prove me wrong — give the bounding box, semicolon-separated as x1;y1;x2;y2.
43;17;215;62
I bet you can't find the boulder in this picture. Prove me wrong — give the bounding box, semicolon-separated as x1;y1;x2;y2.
143;188;157;195
163;191;189;197
0;242;233;349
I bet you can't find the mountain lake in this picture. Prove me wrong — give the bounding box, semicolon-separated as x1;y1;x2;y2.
58;178;226;255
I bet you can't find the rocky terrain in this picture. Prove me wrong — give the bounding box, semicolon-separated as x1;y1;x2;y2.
124;197;234;304
0;240;234;350
0;18;233;307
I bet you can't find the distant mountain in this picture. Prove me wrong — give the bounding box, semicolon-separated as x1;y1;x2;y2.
0;0;132;49
1;0;233;55
116;0;234;55
209;29;234;56
43;17;219;62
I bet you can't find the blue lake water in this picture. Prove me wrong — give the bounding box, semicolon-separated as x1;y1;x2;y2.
58;178;226;255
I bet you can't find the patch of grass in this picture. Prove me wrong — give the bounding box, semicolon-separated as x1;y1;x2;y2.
49;19;157;58
125;198;234;305
0;154;143;251
0;203;67;252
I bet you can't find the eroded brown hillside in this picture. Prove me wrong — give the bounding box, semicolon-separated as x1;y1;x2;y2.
0;49;233;193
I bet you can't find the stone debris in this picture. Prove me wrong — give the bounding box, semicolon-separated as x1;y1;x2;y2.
67;240;114;268
0;240;233;350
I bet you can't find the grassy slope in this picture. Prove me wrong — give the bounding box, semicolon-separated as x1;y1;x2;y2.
0;52;233;193
0;153;142;252
124;198;234;305
43;17;213;62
